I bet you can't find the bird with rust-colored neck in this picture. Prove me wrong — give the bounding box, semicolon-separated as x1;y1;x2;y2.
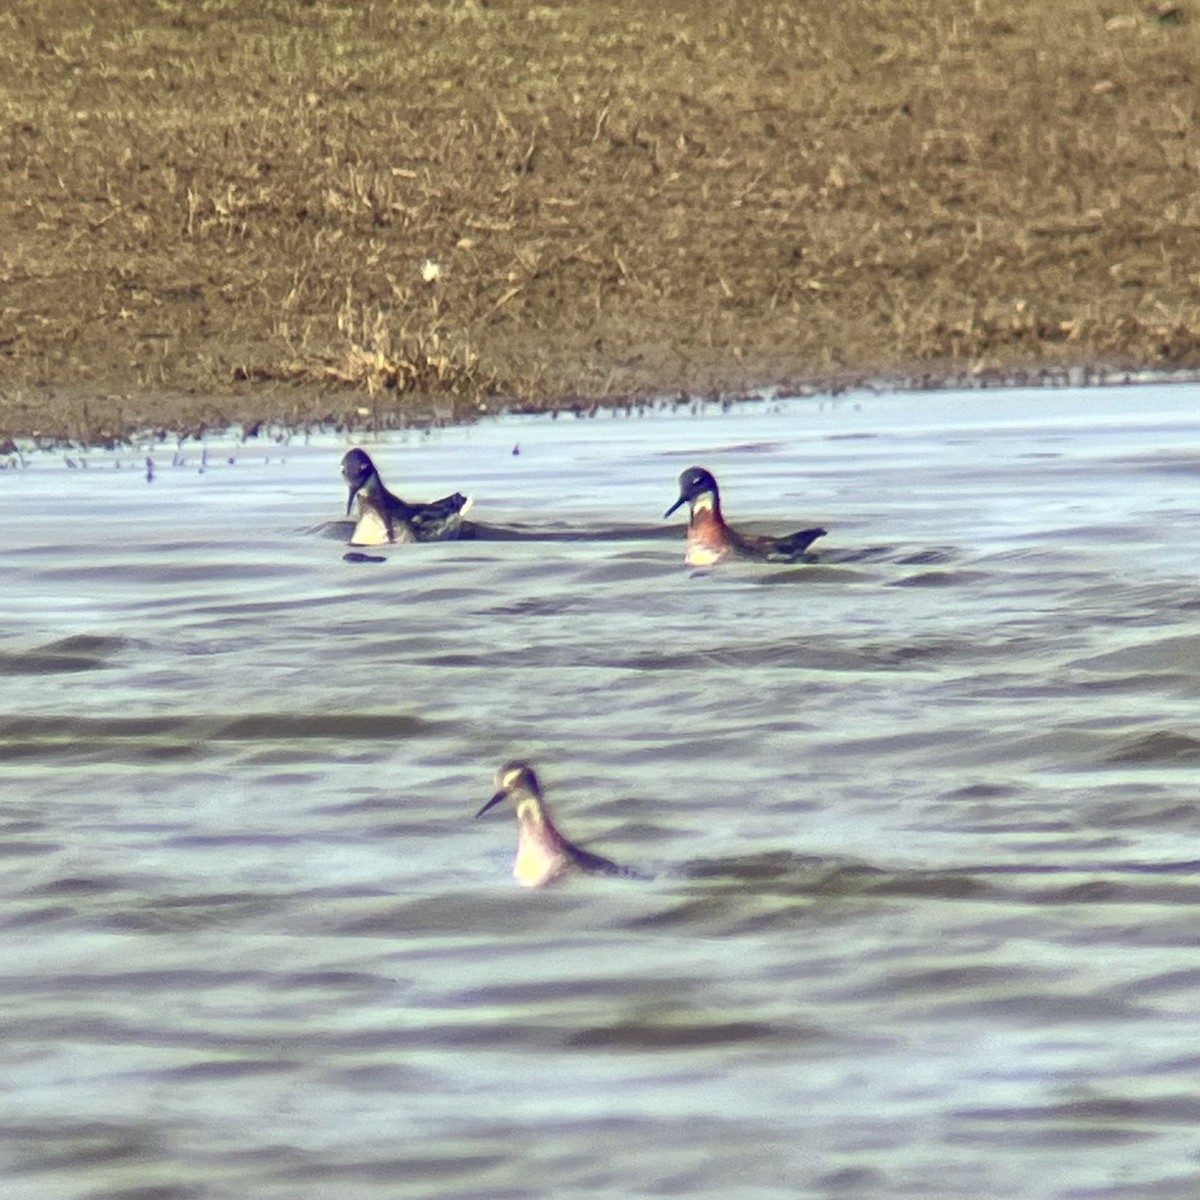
341;448;472;546
664;466;826;566
476;760;646;888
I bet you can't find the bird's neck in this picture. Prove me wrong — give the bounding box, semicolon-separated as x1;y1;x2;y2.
515;796;570;886
357;473;385;503
689;491;723;526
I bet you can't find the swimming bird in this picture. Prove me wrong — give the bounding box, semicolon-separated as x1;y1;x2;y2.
664;466;827;566
476;760;643;888
341;448;472;546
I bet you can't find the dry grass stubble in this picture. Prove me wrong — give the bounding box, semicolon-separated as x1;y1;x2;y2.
2;1;1200;443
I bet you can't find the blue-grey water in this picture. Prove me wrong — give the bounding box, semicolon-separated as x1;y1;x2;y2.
2;385;1200;1199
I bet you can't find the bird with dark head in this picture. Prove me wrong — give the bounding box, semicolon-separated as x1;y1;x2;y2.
341;449;472;546
664;466;826;566
476;760;647;887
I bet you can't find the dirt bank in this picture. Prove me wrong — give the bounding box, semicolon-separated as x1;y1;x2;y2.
3;0;1199;444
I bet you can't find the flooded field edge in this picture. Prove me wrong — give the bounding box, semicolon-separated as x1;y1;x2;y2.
5;365;1200;453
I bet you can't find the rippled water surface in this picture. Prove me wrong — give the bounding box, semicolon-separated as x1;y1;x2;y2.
3;386;1200;1199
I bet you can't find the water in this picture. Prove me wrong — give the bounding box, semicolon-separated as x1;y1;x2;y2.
2;385;1200;1199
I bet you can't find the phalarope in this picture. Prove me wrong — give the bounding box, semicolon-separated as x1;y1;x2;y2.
341;448;472;546
664;466;826;566
476;760;644;888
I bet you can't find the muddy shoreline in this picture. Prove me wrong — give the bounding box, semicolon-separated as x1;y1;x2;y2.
8;362;1200;456
4;1;1200;446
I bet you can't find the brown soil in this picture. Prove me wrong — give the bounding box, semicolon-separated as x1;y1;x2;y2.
3;0;1200;445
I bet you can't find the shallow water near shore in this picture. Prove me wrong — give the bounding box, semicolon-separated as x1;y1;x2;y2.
2;384;1200;1199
